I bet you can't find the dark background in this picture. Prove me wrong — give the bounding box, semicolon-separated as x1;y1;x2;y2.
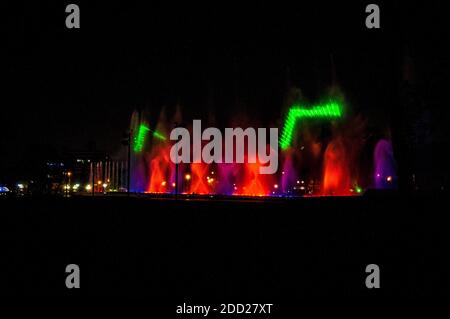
2;1;448;185
0;0;448;301
1;194;448;299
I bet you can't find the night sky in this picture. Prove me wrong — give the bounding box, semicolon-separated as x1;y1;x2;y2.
2;1;448;182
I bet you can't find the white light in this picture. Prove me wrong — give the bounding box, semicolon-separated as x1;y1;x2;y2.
85;184;92;191
17;183;24;189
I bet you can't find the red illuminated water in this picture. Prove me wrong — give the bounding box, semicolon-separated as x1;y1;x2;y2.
127;107;388;197
322;138;352;196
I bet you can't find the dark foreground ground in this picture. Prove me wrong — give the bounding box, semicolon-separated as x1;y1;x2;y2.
0;191;448;300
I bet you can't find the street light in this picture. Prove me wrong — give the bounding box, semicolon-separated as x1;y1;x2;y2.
68;172;72;196
173;122;186;199
122;130;133;195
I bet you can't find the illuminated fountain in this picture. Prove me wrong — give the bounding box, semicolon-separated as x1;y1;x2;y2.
126;97;396;197
141;109;175;193
373;139;397;189
322;137;352;196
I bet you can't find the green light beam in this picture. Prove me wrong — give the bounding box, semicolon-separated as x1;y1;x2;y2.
133;124;167;153
133;124;150;152
280;101;343;150
152;131;166;141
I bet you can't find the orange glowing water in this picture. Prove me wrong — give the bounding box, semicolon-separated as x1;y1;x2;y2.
147;146;173;193
233;155;273;196
189;163;210;194
322;138;351;196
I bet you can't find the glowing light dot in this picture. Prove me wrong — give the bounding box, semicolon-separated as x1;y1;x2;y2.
161;181;167;186
274;184;279;189
386;176;393;182
185;174;191;181
172;182;176;187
